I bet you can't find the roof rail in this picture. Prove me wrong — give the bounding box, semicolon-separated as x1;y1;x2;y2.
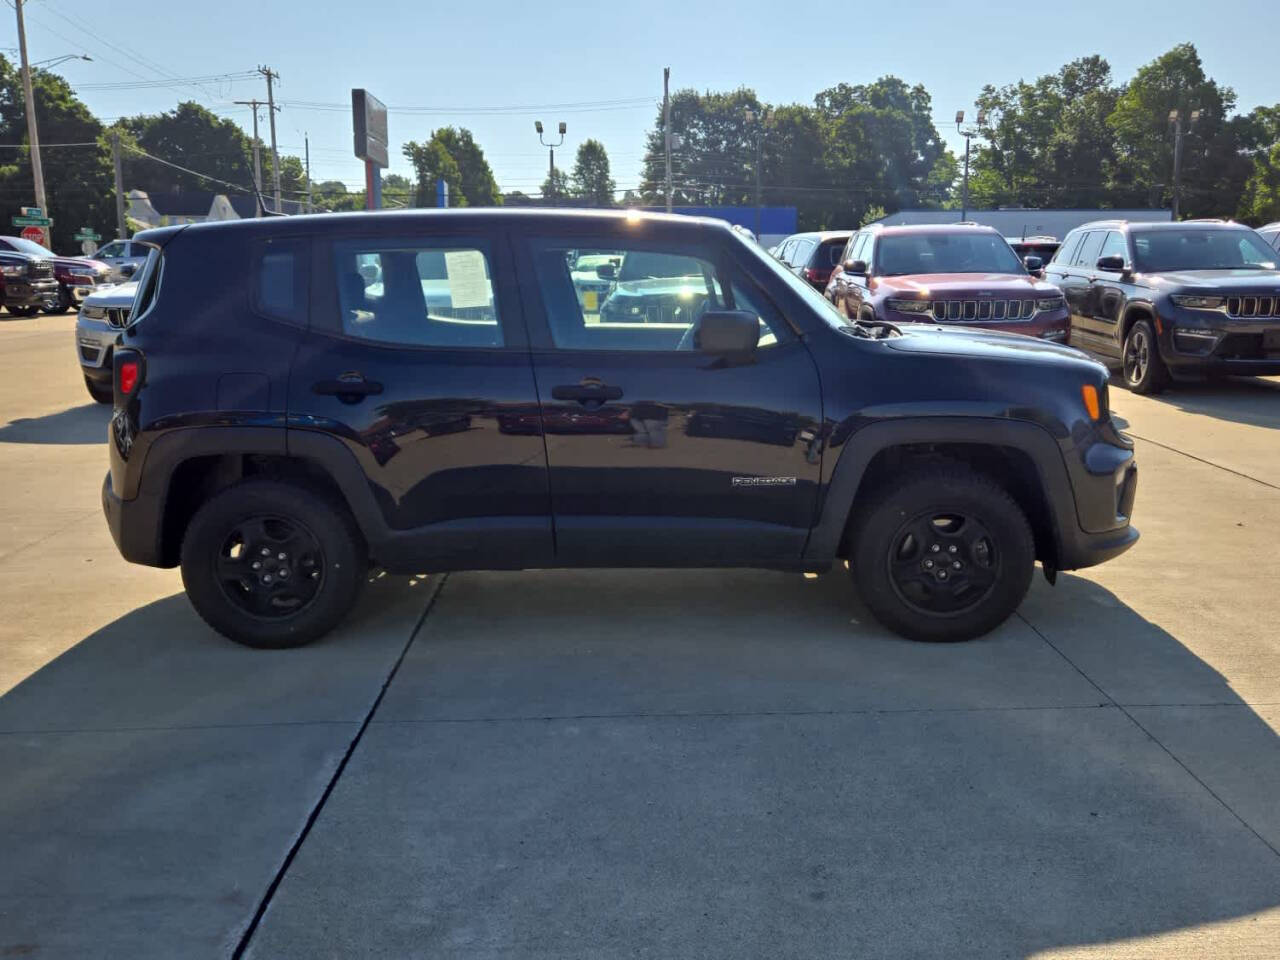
1182;217;1229;224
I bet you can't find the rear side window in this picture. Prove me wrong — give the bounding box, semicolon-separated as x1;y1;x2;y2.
129;247;162;322
1073;231;1105;267
816;239;846;267
333;239;502;348
253;239;308;325
1052;232;1080;265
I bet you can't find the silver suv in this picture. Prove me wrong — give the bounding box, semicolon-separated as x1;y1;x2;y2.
76;281;137;403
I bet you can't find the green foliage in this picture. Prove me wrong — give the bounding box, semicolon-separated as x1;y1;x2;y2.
381;172;413;207
116;102;254;196
1237;105;1280;224
540;167;571;205
0;55;116;251
570;139;616;207
403;127;499;208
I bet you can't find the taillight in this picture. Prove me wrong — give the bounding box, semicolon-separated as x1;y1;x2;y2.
118;360;139;395
804;267;818;281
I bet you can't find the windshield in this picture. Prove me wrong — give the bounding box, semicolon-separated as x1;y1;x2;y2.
1132;229;1278;272
876;232;1025;276
618;251;702;282
730;228;853;331
5;236;54;257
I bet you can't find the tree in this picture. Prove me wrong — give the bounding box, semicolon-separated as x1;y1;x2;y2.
0;55;117;250
640;87;764;206
540;167;570;205
1108;43;1250;217
570;139;616;206
116;101;255;198
381;172;413;207
503;190;537;206
1238;105;1280;224
403;127;499;207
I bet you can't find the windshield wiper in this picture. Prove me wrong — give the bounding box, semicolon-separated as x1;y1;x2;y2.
854;317;901;338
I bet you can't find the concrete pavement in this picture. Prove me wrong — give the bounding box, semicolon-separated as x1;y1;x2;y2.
2;314;1280;958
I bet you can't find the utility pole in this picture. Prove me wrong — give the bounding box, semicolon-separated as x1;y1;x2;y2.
1169;108;1201;220
663;67;672;213
259;66;282;211
14;0;48;245
233;99;266;215
955;109;986;222
304;133;312;214
111;131;126;240
746;108;768;236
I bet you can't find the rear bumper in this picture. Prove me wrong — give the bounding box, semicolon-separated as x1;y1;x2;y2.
102;470;165;567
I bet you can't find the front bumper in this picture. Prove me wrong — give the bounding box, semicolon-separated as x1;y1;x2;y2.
5;279;59;308
1058;423;1140;570
1158;305;1280;376
76;317;116;372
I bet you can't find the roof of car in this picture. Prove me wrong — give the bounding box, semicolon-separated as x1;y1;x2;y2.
864;223;1002;237
134;208;739;248
783;230;852;242
1074;218;1249;233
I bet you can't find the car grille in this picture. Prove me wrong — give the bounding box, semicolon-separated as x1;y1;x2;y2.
28;259;54;280
1225;296;1280;318
106;307;130;328
931;299;1037;322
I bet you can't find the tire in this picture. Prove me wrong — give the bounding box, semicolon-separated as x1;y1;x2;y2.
6;304;40;318
1121;319;1167;395
180;478;365;648
848;465;1035;642
43;289;71;314
84;375;113;404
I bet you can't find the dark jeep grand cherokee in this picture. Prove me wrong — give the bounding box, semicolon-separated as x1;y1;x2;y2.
1046;219;1280;393
102;210;1138;648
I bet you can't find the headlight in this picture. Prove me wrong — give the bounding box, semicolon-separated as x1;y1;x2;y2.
67;265;95;277
1036;296;1065;311
1171;295;1225;310
885;298;932;315
0;264;24;278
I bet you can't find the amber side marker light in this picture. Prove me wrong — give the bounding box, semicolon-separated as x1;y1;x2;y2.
1081;384;1101;421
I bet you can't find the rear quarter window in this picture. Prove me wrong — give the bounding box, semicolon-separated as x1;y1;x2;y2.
252;239;309;326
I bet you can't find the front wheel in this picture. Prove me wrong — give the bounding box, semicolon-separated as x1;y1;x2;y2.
5;304;40;318
43;289;72;314
849;466;1035;642
1122;319;1167;395
180;479;365;648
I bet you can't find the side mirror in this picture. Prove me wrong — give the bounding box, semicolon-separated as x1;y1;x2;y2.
842;259;868;276
1023;255;1043;274
1096;254;1126;273
595;263;617;280
697;310;759;355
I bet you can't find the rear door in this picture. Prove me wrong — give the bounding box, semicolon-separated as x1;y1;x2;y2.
1061;231;1105;351
1086;230;1129;354
287;226;552;570
515;227;824;567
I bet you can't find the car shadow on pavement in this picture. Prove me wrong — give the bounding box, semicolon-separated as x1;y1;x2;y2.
1147;376;1280;430
0;401;110;444
241;567;1280;960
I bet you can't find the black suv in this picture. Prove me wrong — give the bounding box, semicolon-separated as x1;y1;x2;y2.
102;210;1137;648
1046;219;1280;393
0;249;59;316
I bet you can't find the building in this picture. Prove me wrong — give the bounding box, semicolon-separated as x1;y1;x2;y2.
125;189;306;229
872;208;1172;240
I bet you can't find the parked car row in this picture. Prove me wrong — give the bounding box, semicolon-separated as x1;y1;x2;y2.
768;217;1280;395
0;235;117;317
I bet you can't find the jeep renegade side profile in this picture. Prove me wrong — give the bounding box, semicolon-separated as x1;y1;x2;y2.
102;210;1138;648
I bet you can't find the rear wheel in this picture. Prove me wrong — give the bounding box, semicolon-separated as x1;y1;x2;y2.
180;479;365;648
6;304;40;318
84;375;112;404
849;466;1035;642
1122;319;1167;395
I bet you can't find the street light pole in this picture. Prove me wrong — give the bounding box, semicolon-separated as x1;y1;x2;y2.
535;120;566;205
14;0;48;242
955;109;986;222
745;108;769;236
1169;108;1201;221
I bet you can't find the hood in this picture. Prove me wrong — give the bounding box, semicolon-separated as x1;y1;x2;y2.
82;281;138;308
874;272;1054;296
53;256;109;271
609;277;707;298
883;324;1100;370
1145;269;1280;292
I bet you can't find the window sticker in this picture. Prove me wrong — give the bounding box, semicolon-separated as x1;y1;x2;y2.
445;250;491;309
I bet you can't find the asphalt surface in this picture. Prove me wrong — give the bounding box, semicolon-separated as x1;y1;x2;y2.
2;313;1279;959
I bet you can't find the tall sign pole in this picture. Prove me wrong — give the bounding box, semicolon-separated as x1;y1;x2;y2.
15;0;49;246
352;89;388;210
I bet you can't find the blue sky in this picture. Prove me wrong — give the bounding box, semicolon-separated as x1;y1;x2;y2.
6;0;1278;198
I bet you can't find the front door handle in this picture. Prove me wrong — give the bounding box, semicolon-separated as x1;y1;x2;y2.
551;383;624;403
313;374;384;404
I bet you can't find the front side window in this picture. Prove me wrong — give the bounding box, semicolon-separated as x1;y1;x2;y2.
874;232;1024;276
1073;231;1105;268
1131;229;1279;272
97;241;125;259
530;240;788;352
1098;231;1128;264
332;240;501;348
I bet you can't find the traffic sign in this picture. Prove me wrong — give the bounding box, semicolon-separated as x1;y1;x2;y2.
12;215;52;227
74;228;101;241
20;206;43;218
20;226;46;244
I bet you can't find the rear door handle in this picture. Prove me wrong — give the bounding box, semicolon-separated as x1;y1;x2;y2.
313;374;384;403
551;383;623;403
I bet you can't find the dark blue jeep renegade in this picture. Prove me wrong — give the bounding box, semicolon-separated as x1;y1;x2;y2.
101;210;1138;648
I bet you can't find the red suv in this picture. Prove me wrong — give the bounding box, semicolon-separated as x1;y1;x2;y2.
826;224;1070;341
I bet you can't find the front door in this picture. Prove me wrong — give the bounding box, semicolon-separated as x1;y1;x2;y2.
1086;230;1129;355
516;231;824;567
287;228;552;571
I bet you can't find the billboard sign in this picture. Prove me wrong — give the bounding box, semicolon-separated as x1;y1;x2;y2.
352;89;389;168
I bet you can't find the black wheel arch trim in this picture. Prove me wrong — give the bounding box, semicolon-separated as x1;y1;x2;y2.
802;416;1128;572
